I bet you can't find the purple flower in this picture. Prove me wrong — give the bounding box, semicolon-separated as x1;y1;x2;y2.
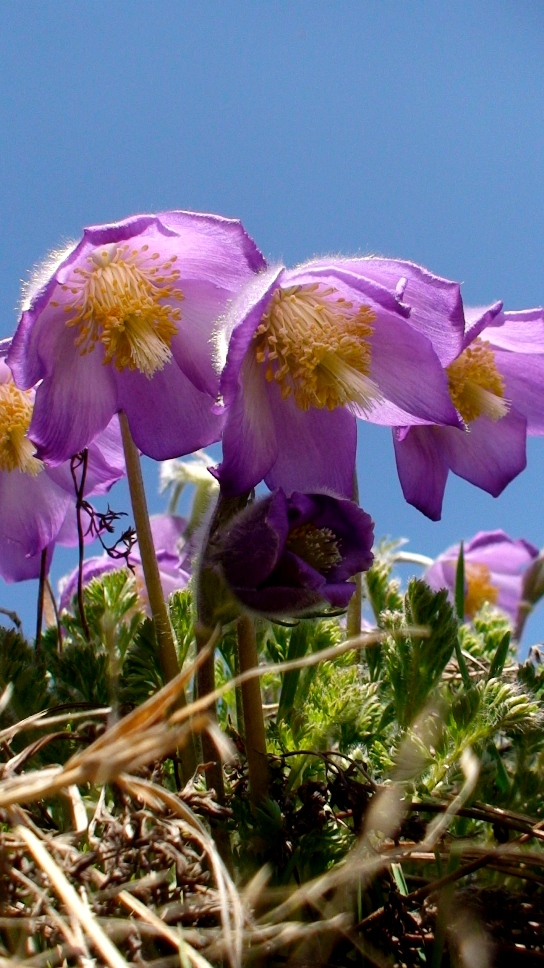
214;258;463;498
59;514;190;613
0;357;126;582
8;212;265;464
213;489;374;617
392;301;540;520
424;530;539;622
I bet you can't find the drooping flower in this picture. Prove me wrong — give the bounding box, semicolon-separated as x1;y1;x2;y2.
214;258;464;498
210;489;374;617
59;514;190;613
392;301;539;520
0;355;125;583
8;212;265;464
424;530;539;623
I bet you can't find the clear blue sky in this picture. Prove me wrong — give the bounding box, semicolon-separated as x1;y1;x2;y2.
1;1;544;643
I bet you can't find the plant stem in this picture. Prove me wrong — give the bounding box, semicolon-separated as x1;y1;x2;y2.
35;548;48;656
237;613;269;805
346;470;362;639
71;450;91;642
194;621;226;797
119;410;196;778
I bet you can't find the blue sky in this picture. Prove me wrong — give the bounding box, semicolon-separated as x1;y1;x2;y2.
1;1;544;643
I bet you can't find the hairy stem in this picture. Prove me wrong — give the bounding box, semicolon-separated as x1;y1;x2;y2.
237;613;269;805
35;548;48;656
71;450;91;642
346;470;362;639
119;410;196;779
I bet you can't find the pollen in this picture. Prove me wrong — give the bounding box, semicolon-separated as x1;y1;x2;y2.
464;562;499;618
446;340;509;424
253;283;381;412
286;523;342;574
0;382;43;476
63;243;184;379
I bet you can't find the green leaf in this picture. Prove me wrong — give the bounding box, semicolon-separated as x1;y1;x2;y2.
454;541;465;622
488;630;511;680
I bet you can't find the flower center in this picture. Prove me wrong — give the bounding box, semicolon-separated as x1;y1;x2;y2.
0;382;43;476
464;562;499;618
253;283;380;412
446;340;509;424
286;523;342;574
57;243;184;378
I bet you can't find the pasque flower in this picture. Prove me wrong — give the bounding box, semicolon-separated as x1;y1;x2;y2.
214;258;464;498
424;530;538;623
59;514;190;613
392;302;544;520
0;354;125;582
211;489;374;617
8;212;265;464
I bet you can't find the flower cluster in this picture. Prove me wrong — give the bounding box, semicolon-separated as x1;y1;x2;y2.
2;208;544;633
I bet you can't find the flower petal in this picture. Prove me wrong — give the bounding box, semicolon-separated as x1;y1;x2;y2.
27;327;118;465
366;315;460;427
214;351;279;496
393;426;450;521
0;469;70;559
264;381;357;498
117;360;224;460
437;409;527;497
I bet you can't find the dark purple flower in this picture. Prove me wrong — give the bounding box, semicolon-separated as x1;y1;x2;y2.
0;357;125;583
8;212;265;464
392;301;540;520
214;258;463;498
214;489;374;617
424;530;538;622
59;514;190;613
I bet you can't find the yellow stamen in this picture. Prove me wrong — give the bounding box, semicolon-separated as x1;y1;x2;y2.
464;562;499;618
0;383;42;476
63;243;184;379
286;522;342;573
446;340;509;424
253;283;380;412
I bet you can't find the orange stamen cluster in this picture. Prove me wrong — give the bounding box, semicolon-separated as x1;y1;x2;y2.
446;340;509;424
0;382;42;476
464;562;499;618
57;243;184;378
253;283;380;412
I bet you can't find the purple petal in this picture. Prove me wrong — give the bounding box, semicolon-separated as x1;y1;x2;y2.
465;530;538;569
214;352;279;496
482;308;544;353
27;327;118;465
365;314;460;427
288;492;374;580
218;491;289;588
461;302;504;348
117;360;224;460
0;469;70;559
46;415;125;497
437;409;527;496
264;382;357;498
393;426;449;521
217;265;285;407
306;257;466;366
0;539;54;583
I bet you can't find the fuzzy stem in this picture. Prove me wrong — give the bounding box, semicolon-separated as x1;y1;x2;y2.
71;450;91;642
35;548;48;656
119;411;196;778
237;613;269;805
346;470;362;639
195;621;232;869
